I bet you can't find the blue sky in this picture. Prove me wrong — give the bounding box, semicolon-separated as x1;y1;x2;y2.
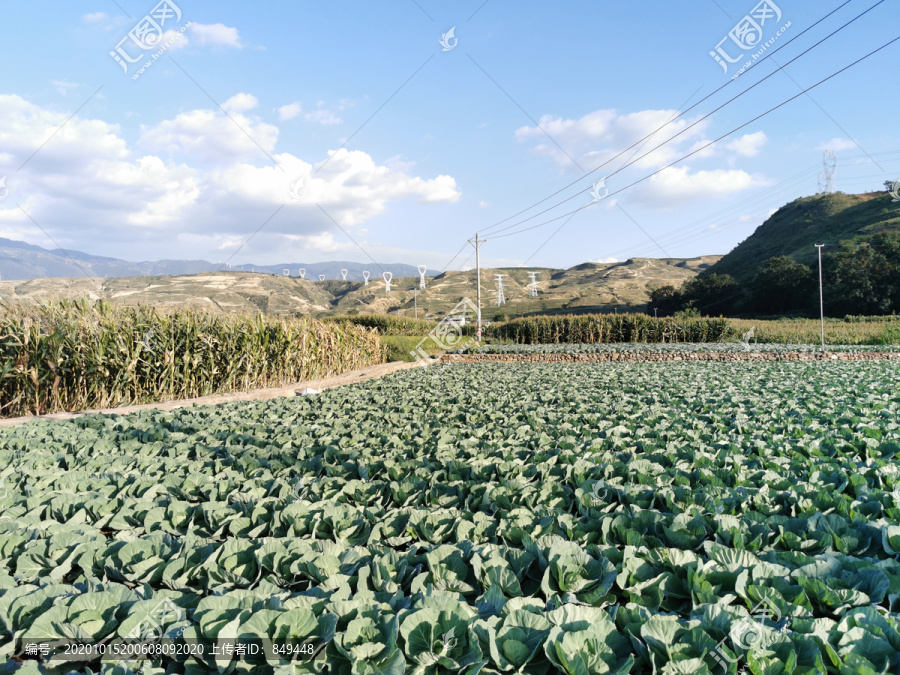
0;0;897;272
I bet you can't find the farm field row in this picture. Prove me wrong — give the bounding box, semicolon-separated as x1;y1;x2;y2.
1;362;900;673
453;342;900;355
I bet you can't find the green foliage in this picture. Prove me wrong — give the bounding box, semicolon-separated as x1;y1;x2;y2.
0;300;383;417
381;335;444;363
705;192;900;285
1;361;900;672
485;313;731;344
748;256;814;313
648;285;681;316
678;273;739;315
824;233;900;316
844;314;898;323
455;342;900;354
326;314;436;337
673;305;700;319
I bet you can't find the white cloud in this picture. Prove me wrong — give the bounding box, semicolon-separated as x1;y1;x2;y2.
222;93;258;113
516;108;710;171
595;257;619;264
0;94;460;262
478;200;489;208
516;108;775;208
726;131;767;157
305;100;352;126
283;232;355;253
383;155;415;173
817;138;858;152
277;102;303;120
139;101;277;164
82;12;107;23
189;23;242;48
51;80;79;96
631;166;771;207
154;23;243;52
306;110;342;126
149;29;189;51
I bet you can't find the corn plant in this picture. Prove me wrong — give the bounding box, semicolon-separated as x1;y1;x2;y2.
485;313;732;344
0;299;383;417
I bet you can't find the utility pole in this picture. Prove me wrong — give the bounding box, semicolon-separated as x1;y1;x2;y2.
815;244;825;351
469;233;484;340
411;288;418;319
654;307;658;318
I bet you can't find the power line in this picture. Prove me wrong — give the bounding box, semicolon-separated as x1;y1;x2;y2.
515;85;706;265
488;34;900;242
476;0;867;237
608;152;900;260
486;4;889;240
606;164;824;259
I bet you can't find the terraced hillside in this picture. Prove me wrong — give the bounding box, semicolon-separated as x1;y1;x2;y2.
0;256;720;319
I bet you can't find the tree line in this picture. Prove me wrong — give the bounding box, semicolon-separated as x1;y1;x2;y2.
650;232;900;317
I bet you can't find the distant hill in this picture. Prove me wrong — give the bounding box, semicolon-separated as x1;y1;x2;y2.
702;192;900;283
0;237;434;282
0;256;722;319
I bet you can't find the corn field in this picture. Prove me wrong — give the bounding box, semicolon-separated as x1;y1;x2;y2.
486;313;732;344
727;318;899;346
326;314;436;336
0;300;383;417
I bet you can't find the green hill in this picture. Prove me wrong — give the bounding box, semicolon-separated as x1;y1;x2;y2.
702;192;900;283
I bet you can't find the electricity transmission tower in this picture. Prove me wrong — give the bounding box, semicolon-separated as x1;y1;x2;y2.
818;150;836;194
528;272;539;298
494;274;507;306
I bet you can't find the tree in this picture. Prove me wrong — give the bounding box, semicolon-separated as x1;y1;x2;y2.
679;273;739;315
748;256;814;314
825;233;900;315
648;285;681;316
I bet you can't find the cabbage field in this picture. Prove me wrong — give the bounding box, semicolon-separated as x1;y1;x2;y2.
2;360;900;674
453;343;900;355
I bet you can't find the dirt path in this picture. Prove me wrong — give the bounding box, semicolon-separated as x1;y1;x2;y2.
0;361;420;427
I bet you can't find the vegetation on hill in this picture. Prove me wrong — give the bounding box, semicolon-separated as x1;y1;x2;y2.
654;192;900;317
704;192;900;283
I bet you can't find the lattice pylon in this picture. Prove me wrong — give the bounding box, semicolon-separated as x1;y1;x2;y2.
494;274;507;306
818;150;836;194
528;272;539;298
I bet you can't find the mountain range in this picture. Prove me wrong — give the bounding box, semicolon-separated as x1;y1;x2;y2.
0;238;435;282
